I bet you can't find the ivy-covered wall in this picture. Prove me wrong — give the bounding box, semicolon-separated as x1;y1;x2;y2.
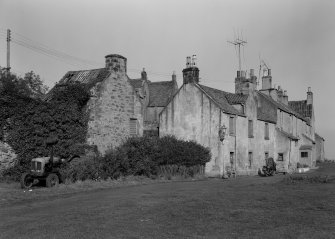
0;83;90;167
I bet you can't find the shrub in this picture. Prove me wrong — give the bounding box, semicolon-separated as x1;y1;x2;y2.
97;135;211;180
283;175;331;184
59;156;101;182
157;164;205;180
61;136;211;182
155;135;211;167
0;163;29;182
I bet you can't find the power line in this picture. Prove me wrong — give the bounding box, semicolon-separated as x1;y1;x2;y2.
0;29;182;79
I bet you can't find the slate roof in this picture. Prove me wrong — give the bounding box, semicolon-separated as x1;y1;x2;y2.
223;92;248;105
59;68;110;87
276;128;299;141
148;81;176;107
197;84;244;116
300;145;313;150
129;78;144;89
257;91;309;124
257;108;277;124
44;68;110;101
288;100;313;118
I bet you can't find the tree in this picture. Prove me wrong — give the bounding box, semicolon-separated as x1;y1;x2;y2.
0;68;49;98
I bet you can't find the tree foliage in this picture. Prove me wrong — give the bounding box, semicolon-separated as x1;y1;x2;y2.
0;70;90;170
0;69;49;99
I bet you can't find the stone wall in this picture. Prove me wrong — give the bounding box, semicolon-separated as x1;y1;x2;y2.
86;69;142;154
0;141;17;172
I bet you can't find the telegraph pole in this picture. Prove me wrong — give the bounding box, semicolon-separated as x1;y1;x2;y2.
6;29;11;73
228;37;247;72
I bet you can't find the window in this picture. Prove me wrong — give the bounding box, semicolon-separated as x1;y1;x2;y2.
248;120;253;138
229;117;235;136
230;152;234;167
264;123;269;140
278;153;284;161
129;118;139;136
248;152;253;167
301;152;308;158
265;152;269;159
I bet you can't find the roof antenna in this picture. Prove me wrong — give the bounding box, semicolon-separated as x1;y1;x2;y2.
228;31;247;72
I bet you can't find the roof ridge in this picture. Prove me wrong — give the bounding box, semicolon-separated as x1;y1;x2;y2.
149;80;173;84
67;67;106;73
288;100;307;103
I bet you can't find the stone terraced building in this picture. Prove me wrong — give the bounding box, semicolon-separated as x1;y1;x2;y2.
48;54;177;154
42;53;325;176
159;57;325;176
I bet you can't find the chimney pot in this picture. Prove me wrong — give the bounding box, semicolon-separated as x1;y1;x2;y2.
172;71;176;82
191;55;197;67
268;69;271;76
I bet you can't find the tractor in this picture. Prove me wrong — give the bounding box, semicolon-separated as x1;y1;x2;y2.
258;157;277;177
20;137;79;189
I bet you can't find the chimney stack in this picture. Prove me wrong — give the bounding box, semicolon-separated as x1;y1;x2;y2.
235;69;257;94
307;87;313;105
282;90;288;105
172;71;177;82
183;55;199;84
277;86;283;103
105;54;127;75
261;68;272;90
141;68;147;80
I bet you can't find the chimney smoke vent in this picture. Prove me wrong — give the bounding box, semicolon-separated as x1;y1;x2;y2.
191;55;197;67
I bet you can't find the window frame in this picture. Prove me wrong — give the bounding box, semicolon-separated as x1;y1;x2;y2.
248;151;253;167
230;152;235;167
229;116;235;136
277;153;284;161
248;119;254;138
129;118;139;137
301;151;308;158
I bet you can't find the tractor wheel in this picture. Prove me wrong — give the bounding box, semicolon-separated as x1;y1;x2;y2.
46;173;59;188
20;172;34;189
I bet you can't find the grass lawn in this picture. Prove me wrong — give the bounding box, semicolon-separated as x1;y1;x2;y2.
0;163;335;239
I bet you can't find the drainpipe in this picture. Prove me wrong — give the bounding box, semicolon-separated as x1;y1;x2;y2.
234;114;237;178
288;139;291;172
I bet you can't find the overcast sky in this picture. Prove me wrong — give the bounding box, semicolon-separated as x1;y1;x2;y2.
1;0;334;158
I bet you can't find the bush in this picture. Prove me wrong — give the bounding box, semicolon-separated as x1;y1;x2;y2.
0;163;29;182
101;135;211;179
157;164;205;180
59;156;101;183
283;175;331;184
61;136;211;182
